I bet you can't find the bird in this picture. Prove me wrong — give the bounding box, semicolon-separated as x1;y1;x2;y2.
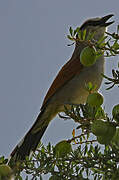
10;14;114;162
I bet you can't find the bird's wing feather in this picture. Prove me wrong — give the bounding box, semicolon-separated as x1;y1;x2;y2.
41;57;83;109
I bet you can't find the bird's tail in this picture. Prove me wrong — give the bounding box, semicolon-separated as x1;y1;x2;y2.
9;107;56;163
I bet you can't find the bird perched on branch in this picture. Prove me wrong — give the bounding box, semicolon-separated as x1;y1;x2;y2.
10;14;114;162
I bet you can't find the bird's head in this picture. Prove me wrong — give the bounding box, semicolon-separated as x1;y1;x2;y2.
80;14;114;41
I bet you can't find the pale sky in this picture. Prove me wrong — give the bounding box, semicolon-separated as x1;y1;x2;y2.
0;1;119;167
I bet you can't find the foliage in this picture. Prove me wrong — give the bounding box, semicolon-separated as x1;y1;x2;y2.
2;102;119;179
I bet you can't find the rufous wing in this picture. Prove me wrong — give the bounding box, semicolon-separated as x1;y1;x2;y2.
41;56;83;109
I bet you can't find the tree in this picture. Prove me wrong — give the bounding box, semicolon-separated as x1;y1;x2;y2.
1;24;119;180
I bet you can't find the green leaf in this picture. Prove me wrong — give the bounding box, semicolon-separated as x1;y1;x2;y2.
88;82;93;90
82;29;87;40
0;156;5;164
113;41;119;50
97;36;108;45
75;27;80;34
67;35;74;41
77;30;82;39
96;50;103;59
95;107;105;119
84;144;88;155
74;28;77;36
47;142;51;152
69;26;73;36
85;82;97;92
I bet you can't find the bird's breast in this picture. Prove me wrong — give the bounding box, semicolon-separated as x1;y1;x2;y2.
49;56;104;112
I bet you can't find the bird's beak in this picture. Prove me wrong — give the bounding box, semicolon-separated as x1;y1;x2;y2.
100;14;114;27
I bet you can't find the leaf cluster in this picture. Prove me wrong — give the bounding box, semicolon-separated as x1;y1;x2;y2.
3;102;119;179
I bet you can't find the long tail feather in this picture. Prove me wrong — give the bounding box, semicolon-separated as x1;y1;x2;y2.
9;109;50;162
